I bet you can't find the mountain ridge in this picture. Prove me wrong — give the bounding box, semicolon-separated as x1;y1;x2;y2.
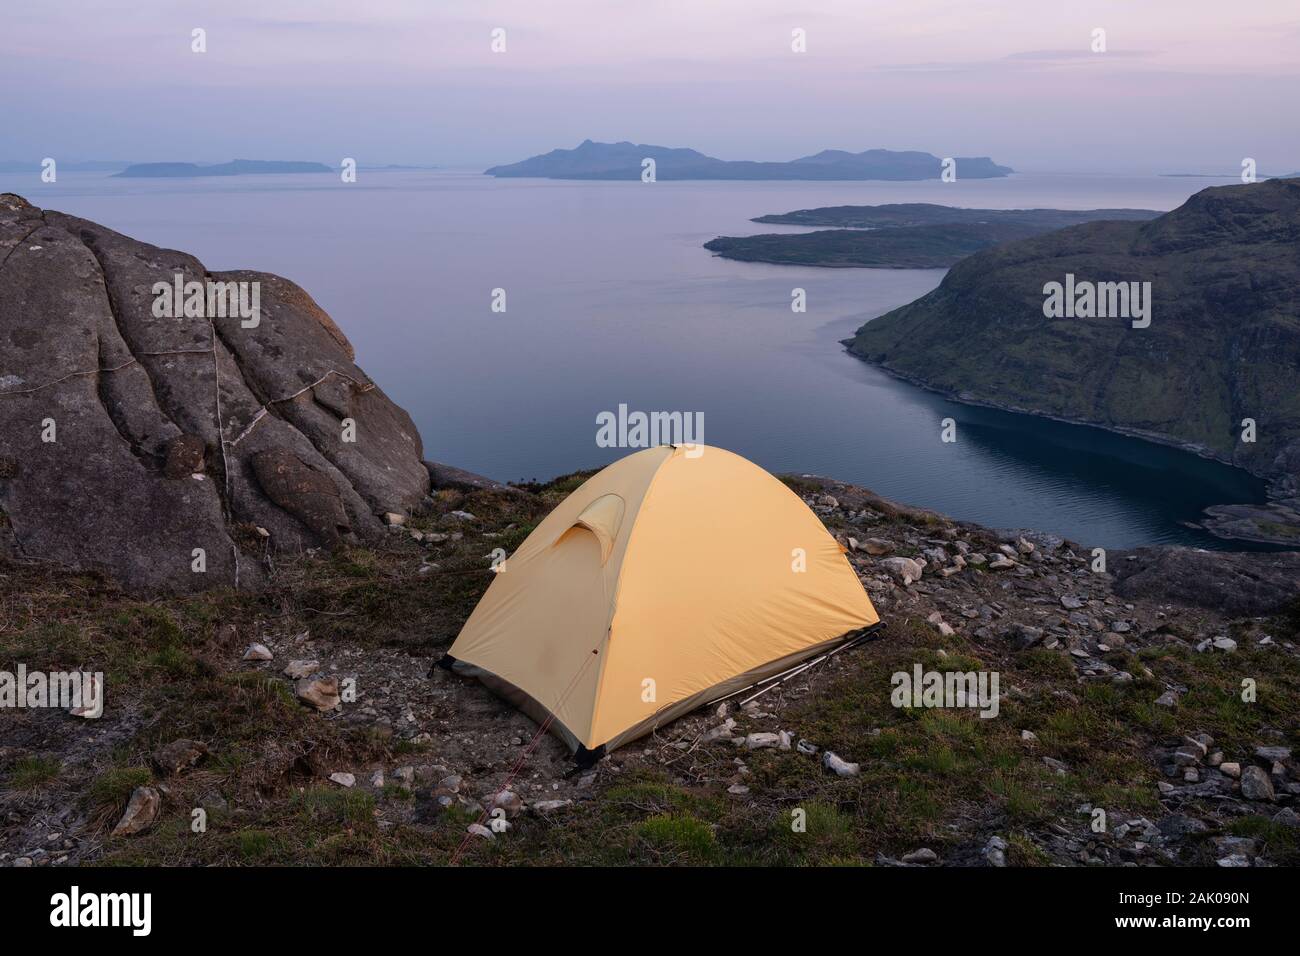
846;179;1300;544
486;140;1013;181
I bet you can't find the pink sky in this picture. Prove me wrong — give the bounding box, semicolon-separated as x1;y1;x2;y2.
2;0;1297;171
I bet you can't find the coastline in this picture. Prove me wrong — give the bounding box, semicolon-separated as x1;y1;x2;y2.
840;342;1300;548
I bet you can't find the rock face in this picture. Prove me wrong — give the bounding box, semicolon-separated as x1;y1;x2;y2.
0;193;428;591
847;178;1300;541
1111;547;1300;616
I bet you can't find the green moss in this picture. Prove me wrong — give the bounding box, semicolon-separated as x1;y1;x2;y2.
637;813;717;862
9;755;61;790
87;766;152;813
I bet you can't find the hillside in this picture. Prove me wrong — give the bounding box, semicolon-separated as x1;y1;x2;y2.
751;203;1159;229
705;206;1160;269
485;140;1012;181
847;179;1300;544
3;197;1297;871
4;467;1298;868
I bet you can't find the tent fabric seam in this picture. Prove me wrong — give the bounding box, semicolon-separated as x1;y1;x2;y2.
586;444;676;748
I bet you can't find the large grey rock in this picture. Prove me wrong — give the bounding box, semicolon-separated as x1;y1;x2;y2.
1110;546;1300;616
425;460;522;495
0;194;428;591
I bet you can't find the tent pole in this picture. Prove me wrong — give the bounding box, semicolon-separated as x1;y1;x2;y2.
706;623;884;710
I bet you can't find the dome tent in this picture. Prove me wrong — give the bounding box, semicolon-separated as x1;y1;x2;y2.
440;444;880;762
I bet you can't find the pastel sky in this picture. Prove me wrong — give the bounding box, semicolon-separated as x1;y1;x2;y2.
3;0;1297;172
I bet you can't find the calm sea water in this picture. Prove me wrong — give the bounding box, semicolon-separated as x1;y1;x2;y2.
3;168;1270;548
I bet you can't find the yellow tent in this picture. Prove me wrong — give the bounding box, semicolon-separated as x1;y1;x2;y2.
442;444;879;761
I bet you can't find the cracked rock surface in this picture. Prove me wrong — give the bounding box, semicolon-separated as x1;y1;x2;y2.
0;193;429;591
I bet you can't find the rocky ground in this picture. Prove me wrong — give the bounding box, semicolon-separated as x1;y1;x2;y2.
2;470;1297;867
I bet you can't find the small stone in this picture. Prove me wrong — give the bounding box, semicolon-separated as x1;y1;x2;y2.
822;751;860;777
1060;595;1084;609
727;784;751;795
796;738;819;755
112;787;161;836
295;677;340;711
532;799;572;812
1240;766;1275;802
1219;762;1241;779
384;512;406;526
329;772;356;788
1011;625;1043;650
878;557;923;585
370;770;385;788
242;643;273;661
283;659;320;679
152;739;207;774
702;719;737;743
984;835;1007;867
1216;854;1250;868
492;791;525;817
1255;746;1292;762
745;732;781;750
1271;807;1300;828
466;823;494;840
1021;730;1038;742
1154;691;1178;708
1212;637;1237;653
862;538;895;556
902;848;937;864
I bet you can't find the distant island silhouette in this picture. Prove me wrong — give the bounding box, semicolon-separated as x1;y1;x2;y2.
114;160;333;178
486;140;1013;181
